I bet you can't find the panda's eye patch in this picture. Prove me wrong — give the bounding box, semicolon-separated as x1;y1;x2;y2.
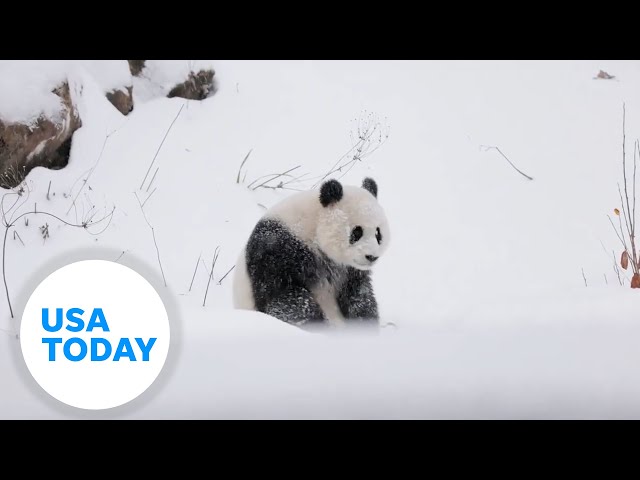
350;226;363;244
376;227;382;244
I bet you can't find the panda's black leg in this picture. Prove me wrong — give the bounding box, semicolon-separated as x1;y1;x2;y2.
246;218;328;328
337;267;379;325
263;287;327;327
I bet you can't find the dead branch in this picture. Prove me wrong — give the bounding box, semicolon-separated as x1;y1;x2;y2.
146;167;160;193
13;230;24;246
247;165;302;191
311;111;389;189
66;130;112;215
236;149;253;184
134;192;167;287
480;145;534;181
2;192;114;319
140;103;185;190
203;246;220;307
217;265;235;285
189;252;201;292
141;188;157;208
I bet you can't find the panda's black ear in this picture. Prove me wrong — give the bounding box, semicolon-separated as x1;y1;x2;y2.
319;179;343;207
362;177;378;198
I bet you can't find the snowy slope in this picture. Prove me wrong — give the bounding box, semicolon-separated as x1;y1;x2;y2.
2;60;640;419
0;60;131;124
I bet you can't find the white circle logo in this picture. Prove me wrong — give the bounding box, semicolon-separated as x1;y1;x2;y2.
20;260;170;410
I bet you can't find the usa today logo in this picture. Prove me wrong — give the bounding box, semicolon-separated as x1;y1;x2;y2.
20;260;170;410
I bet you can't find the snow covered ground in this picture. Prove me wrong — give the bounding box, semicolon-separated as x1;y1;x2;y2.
2;60;640;419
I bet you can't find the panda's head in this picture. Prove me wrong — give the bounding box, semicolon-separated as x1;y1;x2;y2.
316;177;390;270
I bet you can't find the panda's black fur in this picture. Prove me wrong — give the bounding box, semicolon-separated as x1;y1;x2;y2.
245;217;379;327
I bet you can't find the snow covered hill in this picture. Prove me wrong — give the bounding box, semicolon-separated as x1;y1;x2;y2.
2;60;640;419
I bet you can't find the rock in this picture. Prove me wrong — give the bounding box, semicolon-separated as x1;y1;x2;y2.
0;82;81;189
594;70;615;80
128;60;146;77
106;86;134;115
167;69;216;100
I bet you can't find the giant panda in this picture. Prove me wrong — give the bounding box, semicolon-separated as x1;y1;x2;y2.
232;177;390;329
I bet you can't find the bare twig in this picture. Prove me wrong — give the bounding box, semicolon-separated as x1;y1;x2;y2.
236;149;253;184
2;228;12;318
66;132;110;215
140;103;185;190
189;252;201;292
248;165;301;191
480;145;534;181
311;112;389;189
146;167;160;193
200;258;211;277
134;192;167;287
217;265;235;285
612;250;624;285
609;104;640;283
608;215;628;253
2;190;114;318
581;268;588;287
203;246;220;307
141;188;157;208
13;230;24;246
46;180;51;200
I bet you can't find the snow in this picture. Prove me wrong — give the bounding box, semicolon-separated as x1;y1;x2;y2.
0;60;131;124
2;60;640;418
132;60;217;102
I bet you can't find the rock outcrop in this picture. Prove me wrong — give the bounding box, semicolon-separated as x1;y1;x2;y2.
167;69;217;100
0;82;81;189
106;86;134;115
128;60;146;77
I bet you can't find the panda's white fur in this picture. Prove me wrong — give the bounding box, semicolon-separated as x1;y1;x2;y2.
233;179;390;327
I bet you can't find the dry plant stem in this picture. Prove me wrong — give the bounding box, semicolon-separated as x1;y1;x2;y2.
612;250;624;285
2;208;114;319
13;231;24;246
217;265;235;285
189;253;201;292
2;228;12;318
141;188;157;208
66;132;110;215
203;246;220;307
248;166;301;190
619;105;638;275
146;167;159;193
608;215;629;253
480;146;534;181
237;149;253;184
200;258;211;277
582;268;588;287
140;103;185;190
609;104;639;283
618;185;632;248
134;192;167;287
311;113;389;189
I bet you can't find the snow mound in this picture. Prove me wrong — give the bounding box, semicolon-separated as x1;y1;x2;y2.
0;61;132;124
132;60;217;102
